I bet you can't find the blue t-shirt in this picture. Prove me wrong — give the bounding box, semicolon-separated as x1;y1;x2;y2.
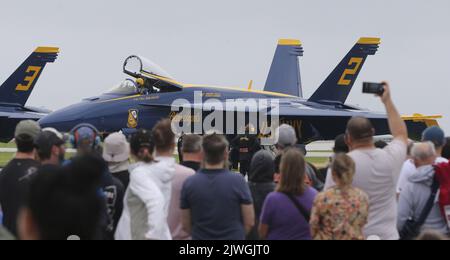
180;169;253;240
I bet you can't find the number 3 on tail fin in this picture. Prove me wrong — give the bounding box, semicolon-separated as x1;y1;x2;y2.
338;58;363;86
15;66;42;91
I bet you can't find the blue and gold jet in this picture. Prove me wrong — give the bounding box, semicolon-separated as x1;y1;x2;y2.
39;38;440;143
0;47;59;142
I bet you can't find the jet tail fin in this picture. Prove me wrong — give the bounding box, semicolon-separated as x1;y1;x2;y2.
264;39;303;97
0;47;59;106
308;37;380;104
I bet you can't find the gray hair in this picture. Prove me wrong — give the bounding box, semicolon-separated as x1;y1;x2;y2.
275;124;297;149
411;142;437;161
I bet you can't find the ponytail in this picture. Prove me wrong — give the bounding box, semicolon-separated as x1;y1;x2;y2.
331;153;355;187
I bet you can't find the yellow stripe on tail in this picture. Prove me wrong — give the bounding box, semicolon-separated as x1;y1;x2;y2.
401;113;442;127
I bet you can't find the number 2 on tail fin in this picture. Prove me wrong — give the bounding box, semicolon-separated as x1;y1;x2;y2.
15;66;42;91
338;58;363;86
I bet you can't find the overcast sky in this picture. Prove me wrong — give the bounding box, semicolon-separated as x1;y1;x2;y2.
1;0;449;133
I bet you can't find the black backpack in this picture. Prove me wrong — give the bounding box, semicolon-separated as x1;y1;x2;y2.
399;178;440;240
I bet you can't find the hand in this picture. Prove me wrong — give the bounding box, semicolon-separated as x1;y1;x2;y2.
379;81;391;104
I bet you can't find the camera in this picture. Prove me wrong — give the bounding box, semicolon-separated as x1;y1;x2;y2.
362;82;385;95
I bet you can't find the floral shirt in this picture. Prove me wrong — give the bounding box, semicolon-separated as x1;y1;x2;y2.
310;186;369;240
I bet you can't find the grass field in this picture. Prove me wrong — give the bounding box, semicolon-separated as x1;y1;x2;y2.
0;143;330;168
0;153;14;168
305;157;329;168
0;143;15;148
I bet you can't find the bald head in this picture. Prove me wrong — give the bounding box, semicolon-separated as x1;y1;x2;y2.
346;117;375;142
411;142;437;167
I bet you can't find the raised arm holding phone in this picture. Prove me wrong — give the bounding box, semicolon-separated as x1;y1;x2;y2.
324;81;408;240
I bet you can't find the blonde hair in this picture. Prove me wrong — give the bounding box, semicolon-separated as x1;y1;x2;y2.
277;148;307;195
331;153;355;187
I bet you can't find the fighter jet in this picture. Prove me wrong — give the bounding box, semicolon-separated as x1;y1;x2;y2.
39;38;440;143
0;47;59;142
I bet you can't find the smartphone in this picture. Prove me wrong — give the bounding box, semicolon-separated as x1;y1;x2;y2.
363;82;385;95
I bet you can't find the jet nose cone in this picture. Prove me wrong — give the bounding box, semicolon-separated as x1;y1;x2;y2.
39;113;66;130
38;108;80;133
38;101;101;133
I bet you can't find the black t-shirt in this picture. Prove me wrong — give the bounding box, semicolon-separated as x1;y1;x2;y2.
111;170;130;189
101;173;125;240
235;135;261;162
274;154;282;174
0;159;40;236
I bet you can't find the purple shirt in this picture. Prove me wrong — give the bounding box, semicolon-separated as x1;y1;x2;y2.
260;188;317;240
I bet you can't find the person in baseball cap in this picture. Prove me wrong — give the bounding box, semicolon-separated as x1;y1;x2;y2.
130;129;154;161
103;132;131;187
14;120;41;142
422;126;448;162
0;120;41;236
34;129;66;166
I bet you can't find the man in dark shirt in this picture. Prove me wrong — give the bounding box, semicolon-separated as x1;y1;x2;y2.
232;125;261;176
180;134;203;172
181;134;255;240
34;129;66;167
69;124;125;240
0;120;41;236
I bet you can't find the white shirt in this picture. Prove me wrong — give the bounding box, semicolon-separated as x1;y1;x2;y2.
324;139;407;240
115;162;172;240
150;156;177;215
396;157;448;194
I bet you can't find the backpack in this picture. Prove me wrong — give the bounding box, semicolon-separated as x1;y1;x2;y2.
434;162;450;227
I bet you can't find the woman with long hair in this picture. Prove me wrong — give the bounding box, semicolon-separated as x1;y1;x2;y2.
259;148;318;240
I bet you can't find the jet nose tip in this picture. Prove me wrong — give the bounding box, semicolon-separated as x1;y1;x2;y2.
38;113;52;124
38;113;62;129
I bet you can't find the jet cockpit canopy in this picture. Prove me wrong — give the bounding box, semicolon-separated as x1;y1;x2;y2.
123;55;183;93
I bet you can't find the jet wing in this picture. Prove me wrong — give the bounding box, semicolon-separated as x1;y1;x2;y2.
268;101;386;118
0;111;44;142
141;99;384;117
139;100;436;142
268;102;439;141
139;100;271;112
0;111;43;120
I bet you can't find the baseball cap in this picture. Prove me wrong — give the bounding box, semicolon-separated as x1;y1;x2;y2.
422;126;446;147
103;132;130;163
42;127;67;142
130;129;153;154
275;124;297;148
14;120;41;140
34;131;65;152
